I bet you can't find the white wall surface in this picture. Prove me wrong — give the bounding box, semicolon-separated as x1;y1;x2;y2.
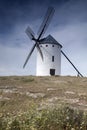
36;43;61;76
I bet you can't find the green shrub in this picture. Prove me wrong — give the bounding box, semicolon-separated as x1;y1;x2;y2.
0;117;7;130
0;105;87;130
10;119;20;130
34;106;87;130
22;78;34;83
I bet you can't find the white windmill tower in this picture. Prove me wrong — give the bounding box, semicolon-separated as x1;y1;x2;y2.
23;7;83;77
23;7;62;76
36;35;62;76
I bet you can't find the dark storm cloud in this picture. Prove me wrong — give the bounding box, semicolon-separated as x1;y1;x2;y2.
0;0;32;34
0;0;87;42
0;0;71;34
0;0;87;46
53;0;87;28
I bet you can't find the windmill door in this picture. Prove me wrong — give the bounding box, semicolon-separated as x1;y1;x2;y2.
50;69;55;76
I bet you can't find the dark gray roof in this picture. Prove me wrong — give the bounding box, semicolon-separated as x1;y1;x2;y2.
40;35;62;48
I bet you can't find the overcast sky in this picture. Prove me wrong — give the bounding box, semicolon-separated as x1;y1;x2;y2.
0;0;87;76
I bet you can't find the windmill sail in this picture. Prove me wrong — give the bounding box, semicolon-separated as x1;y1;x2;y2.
23;7;55;68
23;43;37;68
25;26;35;40
37;7;55;39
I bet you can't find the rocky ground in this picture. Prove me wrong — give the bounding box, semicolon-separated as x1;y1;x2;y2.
0;76;87;115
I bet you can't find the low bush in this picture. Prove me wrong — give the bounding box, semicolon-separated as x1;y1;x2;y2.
0;105;87;130
22;78;34;83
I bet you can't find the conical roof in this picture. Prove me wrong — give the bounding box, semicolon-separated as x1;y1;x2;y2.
40;35;62;47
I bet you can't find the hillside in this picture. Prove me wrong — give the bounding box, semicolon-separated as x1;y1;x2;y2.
0;75;87;114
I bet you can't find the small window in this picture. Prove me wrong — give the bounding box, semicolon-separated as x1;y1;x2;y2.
52;56;54;62
46;45;48;47
52;45;54;47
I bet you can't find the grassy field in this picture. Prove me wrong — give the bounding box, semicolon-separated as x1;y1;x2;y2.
0;76;87;129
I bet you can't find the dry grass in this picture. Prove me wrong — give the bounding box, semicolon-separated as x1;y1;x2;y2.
0;76;87;129
0;75;87;114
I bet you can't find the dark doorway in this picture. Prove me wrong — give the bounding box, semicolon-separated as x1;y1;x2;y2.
50;69;55;76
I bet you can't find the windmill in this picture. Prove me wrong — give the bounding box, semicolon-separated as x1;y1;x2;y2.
23;7;83;77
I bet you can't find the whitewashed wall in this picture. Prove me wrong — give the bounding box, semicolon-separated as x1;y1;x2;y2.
36;43;61;76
